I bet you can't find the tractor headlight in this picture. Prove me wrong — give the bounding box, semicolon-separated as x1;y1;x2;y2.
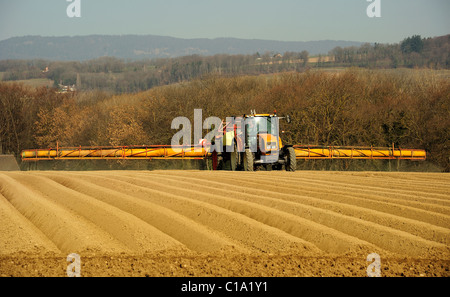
266;142;277;150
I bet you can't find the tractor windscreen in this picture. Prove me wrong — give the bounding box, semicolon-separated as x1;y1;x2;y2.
245;116;279;151
248;116;279;136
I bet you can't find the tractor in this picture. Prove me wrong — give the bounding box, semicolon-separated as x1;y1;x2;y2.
214;111;296;171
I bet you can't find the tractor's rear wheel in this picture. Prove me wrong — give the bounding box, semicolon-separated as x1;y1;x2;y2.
286;147;296;172
243;149;254;171
222;152;236;171
230;150;237;171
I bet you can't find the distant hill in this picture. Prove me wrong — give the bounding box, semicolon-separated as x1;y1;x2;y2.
0;35;363;61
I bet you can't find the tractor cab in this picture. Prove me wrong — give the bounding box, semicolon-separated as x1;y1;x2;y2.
243;113;282;164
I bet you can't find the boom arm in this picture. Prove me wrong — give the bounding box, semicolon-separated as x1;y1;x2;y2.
293;145;426;160
21;144;426;161
21;145;210;161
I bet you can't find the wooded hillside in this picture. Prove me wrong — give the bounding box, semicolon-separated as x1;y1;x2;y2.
1;35;448;94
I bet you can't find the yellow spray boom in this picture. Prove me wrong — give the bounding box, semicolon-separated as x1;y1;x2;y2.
21;144;209;161
21;144;425;161
293;145;426;160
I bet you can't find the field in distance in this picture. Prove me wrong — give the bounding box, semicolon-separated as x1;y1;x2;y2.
0;170;448;277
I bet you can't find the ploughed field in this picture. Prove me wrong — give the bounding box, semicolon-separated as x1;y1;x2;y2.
0;170;448;277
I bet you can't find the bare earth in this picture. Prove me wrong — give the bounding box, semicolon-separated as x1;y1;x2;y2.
0;170;448;277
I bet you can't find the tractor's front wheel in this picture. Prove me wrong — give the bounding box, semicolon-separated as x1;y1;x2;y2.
286;147;296;172
243;149;254;171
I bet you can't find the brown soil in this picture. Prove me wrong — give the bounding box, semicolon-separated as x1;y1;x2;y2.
0;170;448;277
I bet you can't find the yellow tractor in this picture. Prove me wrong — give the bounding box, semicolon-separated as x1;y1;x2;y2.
217;111;296;171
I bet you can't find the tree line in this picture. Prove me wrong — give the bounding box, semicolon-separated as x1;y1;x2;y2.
1;69;448;171
328;35;449;69
0;52;309;93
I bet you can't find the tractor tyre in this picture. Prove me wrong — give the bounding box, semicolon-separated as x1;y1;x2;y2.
230;150;237;171
286;147;297;172
243;149;254;171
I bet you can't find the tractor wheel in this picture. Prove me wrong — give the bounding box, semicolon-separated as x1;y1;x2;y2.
230;150;237;171
223;143;239;171
286;147;297;172
243;149;254;171
222;152;233;171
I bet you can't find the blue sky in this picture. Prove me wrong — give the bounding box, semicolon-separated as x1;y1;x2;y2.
0;0;448;43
